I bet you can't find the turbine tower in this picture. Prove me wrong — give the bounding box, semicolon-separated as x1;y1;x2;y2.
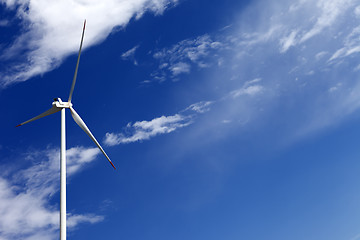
16;20;116;240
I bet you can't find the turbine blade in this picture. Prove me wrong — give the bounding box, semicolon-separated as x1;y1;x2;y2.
68;19;86;103
16;105;61;127
70;107;116;169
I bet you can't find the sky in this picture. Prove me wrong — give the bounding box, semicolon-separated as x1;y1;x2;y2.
1;0;360;239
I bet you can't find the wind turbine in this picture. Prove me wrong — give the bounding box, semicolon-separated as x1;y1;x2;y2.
16;20;116;240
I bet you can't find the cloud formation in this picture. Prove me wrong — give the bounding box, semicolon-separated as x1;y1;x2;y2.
145;0;360;142
183;101;213;113
121;45;140;66
104;100;217;146
0;146;102;240
0;0;178;87
151;34;223;81
105;114;192;145
103;74;268;146
230;85;263;99
239;0;360;137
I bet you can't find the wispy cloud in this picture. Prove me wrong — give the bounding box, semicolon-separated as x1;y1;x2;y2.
169;62;191;76
329;26;360;62
151;34;223;81
143;0;360;144
0;0;178;87
230;85;263;99
183;101;213;113
299;0;353;43
105;114;193;145
121;45;140;66
235;0;360;138
279;30;298;53
235;0;357;54
0;146;103;240
104;75;266;146
104;100;217;146
149;0;358;83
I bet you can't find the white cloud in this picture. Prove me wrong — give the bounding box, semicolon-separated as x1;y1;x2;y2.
147;0;360;144
103;74;266;147
104;99;217;146
160;34;221;62
300;0;353;42
328;87;337;93
147;0;356;84
105;114;192;145
184;101;213;113
152;34;224;81
230;85;263;98
121;45;140;65
67;214;104;228
0;146;103;240
239;25;282;47
237;0;357;55
0;0;178;87
243;78;262;88
222;119;232;124
329;26;360;61
315;51;328;60
122;46;139;58
228;0;360;138
169;62;191;75
66;147;101;175
280;30;298;53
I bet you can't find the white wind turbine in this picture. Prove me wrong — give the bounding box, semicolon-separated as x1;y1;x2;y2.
16;20;116;240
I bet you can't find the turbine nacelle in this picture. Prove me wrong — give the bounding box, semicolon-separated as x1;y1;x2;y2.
53;98;73;109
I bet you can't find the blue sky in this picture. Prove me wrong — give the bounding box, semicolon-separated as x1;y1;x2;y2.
1;0;360;239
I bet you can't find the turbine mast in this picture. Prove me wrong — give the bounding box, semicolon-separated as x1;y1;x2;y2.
60;108;66;240
16;21;116;240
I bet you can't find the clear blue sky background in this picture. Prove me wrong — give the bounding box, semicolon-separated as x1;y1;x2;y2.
1;0;360;239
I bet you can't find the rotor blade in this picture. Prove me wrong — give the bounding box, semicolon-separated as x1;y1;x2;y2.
16;105;61;127
70;107;116;169
68;19;86;103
